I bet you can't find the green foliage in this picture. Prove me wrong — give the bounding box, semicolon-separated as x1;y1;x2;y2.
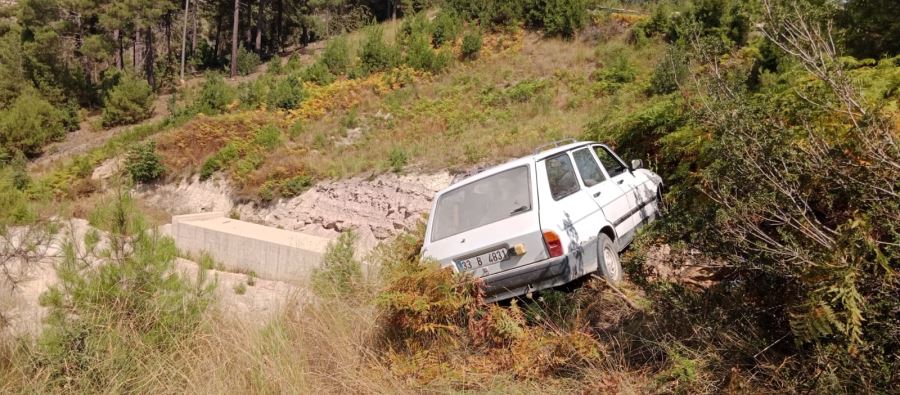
33;193;213;392
0;166;36;225
253;124;283;150
193;73;235;115
591;51;636;93
266;58;284;75
388;146;408;172
358;27;400;75
431;10;462;46
524;0;587;38
124;141;165;183
649;46;688;95
397;12;431;47
238;75;272;109
229;47;261;76
461;30;483;60
482;78;549;105
0;92;66;157
320;37;352;75
200;143;239;181
267;74;306;110
300;62;335;85
101;73;156;127
311;230;365;300
838;0;900;59
404;34;453;73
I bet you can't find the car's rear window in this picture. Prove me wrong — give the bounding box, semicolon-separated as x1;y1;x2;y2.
431;166;531;242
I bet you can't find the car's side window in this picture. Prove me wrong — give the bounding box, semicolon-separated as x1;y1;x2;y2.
593;145;628;178
572;148;606;187
545;153;580;200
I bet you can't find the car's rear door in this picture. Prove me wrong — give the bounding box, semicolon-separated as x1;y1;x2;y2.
423;165;548;279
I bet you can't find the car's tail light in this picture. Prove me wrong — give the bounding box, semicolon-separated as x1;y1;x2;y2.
543;230;563;258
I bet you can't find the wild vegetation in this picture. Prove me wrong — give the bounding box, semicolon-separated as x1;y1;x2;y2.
0;0;898;393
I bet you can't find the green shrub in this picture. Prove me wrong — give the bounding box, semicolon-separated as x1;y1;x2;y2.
446;0;523;30
300;62;335;85
359;27;400;75
200;143;239;181
228;47;261;76
320;37;352;75
285;53;303;73
33;193;213;392
281;174;312;197
266;58;284;75
253;124;282;150
461;30;483;60
193;73;235;115
0;93;66;157
124;141;165;183
238;75;272;109
405;34;453;73
267;75;305;110
649;47;688;95
388;147;408;172
311;230;365;300
398;12;432;47
524;0;587;38
432;10;462;46
103;74;156;127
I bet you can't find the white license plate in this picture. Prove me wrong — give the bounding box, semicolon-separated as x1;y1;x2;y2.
456;247;509;271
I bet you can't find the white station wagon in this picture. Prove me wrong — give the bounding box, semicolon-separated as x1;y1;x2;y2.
422;140;664;302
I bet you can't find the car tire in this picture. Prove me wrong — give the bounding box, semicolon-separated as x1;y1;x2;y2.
597;233;623;284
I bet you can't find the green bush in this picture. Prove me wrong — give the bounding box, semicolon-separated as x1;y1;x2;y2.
267;75;305;110
300;62;335;85
281;174;312;197
238;75;273;109
461;30;483;60
266;58;284;75
358;27;400;75
124;141;165;183
33;193;213;391
432;10;462;46
0;93;66;157
311;230;365;300
405;34;453;73
253;124;283;150
193;73;235;115
199;143;239;180
228;47;261;76
388;146;408;172
446;0;523;30
524;0;587;38
320;37;352;75
649;46;688;95
101;73;155;127
398;12;432;47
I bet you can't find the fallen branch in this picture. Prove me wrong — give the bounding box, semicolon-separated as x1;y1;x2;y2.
591;274;642;311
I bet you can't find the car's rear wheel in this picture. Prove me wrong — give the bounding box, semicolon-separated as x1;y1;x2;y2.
597;234;623;283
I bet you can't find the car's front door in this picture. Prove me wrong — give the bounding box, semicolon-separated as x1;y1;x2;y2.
570;147;631;237
591;145;640;235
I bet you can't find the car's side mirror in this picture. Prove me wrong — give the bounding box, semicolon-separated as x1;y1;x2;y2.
630;159;643;170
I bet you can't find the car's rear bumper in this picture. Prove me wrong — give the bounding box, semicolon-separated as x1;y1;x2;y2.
481;253;574;303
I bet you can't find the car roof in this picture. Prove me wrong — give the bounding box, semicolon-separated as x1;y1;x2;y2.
437;140;597;195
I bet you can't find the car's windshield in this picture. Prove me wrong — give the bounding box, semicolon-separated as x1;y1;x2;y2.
431;166;531;242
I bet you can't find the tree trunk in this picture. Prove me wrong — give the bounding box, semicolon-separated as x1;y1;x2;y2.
191;6;198;56
230;0;240;77
255;0;265;53
180;0;190;81
134;29;141;74
392;1;398;21
145;26;155;88
244;0;252;44
214;10;223;57
273;0;282;53
114;29;123;69
165;13;172;62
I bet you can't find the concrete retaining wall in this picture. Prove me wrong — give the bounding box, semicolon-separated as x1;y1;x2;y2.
172;212;334;283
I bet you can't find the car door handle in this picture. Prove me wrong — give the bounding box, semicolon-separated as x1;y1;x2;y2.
616;180;624;185
593;191;602;197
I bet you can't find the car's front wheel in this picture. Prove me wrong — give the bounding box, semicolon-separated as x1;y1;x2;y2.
597;234;623;283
